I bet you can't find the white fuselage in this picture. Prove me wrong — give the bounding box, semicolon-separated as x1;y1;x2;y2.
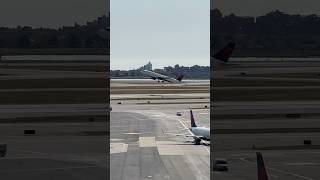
140;70;180;83
190;127;210;140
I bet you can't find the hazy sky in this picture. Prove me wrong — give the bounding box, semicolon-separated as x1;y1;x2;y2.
111;0;210;70
212;0;320;17
0;0;108;28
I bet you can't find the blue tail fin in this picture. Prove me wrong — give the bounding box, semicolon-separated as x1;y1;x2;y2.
190;110;197;127
257;152;269;180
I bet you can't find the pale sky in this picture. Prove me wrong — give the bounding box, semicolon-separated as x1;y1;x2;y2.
111;0;210;70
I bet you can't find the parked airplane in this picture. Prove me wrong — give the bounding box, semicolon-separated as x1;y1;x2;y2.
140;69;184;83
164;110;210;145
257;152;269;180
189;110;210;145
211;42;236;64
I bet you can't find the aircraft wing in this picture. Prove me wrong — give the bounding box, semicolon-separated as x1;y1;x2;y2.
141;70;169;80
151;72;169;80
189;135;207;141
141;70;180;83
162;77;180;83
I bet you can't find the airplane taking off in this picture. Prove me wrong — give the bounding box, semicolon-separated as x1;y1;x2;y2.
140;42;235;83
211;42;236;64
140;69;184;83
257;152;269;180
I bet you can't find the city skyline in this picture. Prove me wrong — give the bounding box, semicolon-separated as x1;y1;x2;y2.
211;8;320;57
0;15;109;49
212;0;320;17
0;0;108;28
0;14;109;29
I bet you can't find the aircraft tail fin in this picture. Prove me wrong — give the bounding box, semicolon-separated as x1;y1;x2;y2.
176;74;184;82
257;152;269;180
213;42;236;62
190;110;197;127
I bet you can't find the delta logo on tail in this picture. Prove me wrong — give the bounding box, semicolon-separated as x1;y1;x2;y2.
257;152;269;180
175;74;184;82
212;42;236;63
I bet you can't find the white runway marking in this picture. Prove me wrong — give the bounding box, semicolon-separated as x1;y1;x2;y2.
139;137;156;147
110;138;124;142
204;146;210;154
123;132;140;135
110;143;128;154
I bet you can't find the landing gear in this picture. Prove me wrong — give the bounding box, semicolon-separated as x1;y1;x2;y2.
194;138;201;145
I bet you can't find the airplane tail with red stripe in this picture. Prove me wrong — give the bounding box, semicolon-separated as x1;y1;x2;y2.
175;74;184;82
213;42;236;63
257;152;269;180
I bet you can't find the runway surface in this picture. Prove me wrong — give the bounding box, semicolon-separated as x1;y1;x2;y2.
110;79;210;180
213;60;320;179
0;68;104;80
0;104;107;119
0;57;108;180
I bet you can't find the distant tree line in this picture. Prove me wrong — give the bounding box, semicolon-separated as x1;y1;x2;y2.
0;15;109;49
111;64;209;79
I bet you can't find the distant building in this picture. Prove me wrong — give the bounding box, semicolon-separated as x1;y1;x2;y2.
138;61;153;71
111;64;210;79
211;9;320;55
98;15;109;28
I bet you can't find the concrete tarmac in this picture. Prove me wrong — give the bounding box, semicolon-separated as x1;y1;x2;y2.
110;79;210;180
0;58;108;180
213;60;320;180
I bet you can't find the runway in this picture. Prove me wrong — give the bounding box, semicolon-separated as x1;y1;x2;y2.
213;150;320;180
0;104;107;119
0;57;108;180
110;79;210;180
213;60;320;179
111;79;209;95
0;68;105;80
